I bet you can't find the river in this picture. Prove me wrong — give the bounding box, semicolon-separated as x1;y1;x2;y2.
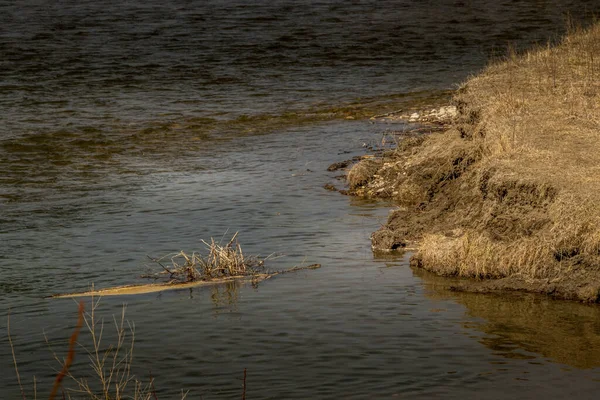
2;1;600;398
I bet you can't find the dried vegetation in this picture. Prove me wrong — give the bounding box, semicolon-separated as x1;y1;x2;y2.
145;232;267;283
356;22;600;301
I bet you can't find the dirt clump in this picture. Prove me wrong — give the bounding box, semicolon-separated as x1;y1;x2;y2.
346;156;383;190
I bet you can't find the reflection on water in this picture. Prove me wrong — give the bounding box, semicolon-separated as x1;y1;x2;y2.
416;267;600;369
3;96;600;400
210;281;241;310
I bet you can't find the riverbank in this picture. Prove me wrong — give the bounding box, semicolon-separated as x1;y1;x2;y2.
348;22;600;301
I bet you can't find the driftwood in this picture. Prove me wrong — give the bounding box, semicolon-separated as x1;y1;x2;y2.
50;264;321;298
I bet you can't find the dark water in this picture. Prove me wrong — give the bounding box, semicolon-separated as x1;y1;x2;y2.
2;1;600;399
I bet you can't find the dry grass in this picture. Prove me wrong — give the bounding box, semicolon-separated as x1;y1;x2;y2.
147;232;267;283
52;235;320;298
423;22;600;279
417;233;553;279
458;23;600;166
366;21;600;299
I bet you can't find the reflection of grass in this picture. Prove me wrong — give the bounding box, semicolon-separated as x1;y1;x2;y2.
416;267;600;369
9;299;189;399
210;281;241;310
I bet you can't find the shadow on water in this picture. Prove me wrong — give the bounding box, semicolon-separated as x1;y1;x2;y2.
414;266;600;369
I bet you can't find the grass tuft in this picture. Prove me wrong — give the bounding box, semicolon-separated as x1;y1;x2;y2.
146;232;267;283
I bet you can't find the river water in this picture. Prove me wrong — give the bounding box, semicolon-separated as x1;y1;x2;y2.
2;1;600;399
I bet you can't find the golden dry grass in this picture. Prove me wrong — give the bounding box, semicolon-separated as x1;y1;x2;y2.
421;22;600;284
367;22;600;299
147;232;266;283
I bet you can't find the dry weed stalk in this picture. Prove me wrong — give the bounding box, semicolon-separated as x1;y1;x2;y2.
46;297;170;400
146;232;268;283
8;299;188;400
8;311;27;400
48;301;84;400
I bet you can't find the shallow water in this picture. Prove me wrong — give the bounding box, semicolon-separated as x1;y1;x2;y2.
3;0;600;398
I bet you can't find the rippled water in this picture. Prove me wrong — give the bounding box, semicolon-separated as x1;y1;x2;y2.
2;0;600;399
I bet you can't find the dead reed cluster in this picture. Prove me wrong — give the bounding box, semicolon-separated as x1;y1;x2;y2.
147;232;266;283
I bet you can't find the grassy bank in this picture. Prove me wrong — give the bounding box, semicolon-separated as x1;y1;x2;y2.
351;22;600;301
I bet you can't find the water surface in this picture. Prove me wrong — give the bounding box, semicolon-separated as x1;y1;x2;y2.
2;1;600;399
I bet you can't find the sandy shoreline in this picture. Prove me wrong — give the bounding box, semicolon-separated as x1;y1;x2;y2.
341;22;600;302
